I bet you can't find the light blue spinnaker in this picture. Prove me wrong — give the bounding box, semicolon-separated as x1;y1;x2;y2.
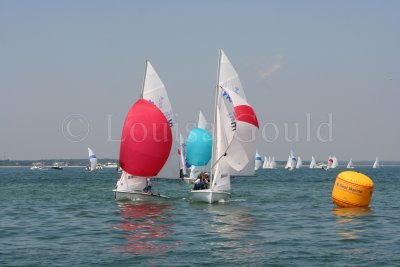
186;128;212;167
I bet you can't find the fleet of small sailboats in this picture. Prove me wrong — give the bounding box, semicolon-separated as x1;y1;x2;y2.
25;49;384;204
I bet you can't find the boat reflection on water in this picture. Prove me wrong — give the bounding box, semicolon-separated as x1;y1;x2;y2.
200;203;263;262
332;207;372;240
113;202;173;254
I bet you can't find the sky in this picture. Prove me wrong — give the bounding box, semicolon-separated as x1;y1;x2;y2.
1;0;399;161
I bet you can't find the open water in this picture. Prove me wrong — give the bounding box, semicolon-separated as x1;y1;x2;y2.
0;166;399;266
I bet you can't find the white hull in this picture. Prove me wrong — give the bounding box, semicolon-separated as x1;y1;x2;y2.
190;189;231;203
113;190;169;201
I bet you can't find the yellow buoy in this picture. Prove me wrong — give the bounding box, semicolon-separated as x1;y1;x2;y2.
332;171;374;208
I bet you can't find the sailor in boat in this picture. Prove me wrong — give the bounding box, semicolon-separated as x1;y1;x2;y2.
202;173;210;189
143;177;152;194
193;172;205;190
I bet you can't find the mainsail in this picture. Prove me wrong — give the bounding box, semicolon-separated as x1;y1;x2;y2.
88;147;97;171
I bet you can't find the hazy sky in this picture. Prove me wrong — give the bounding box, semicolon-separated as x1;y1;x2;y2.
1;0;399;161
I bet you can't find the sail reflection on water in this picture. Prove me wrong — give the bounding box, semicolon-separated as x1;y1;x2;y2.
112;202;173;254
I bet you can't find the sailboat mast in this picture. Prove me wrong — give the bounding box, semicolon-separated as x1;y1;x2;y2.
140;60;148;99
210;49;222;186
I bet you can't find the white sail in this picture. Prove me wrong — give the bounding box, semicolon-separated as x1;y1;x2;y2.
142;61;179;178
88;147;97;171
254;151;263;171
296;156;303;168
198;110;207;130
332;156;338;168
346;158;354;169
285;155;291;169
179;133;187;176
310;156;317;168
327;155;333;169
373;157;379;168
116;171;147;192
271;156;277;168
262;156;269;169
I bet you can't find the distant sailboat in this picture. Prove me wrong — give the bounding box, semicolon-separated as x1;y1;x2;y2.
346;158;354;169
270;156;277;168
373;157;380;168
114;61;177;201
309;156;317;168
254;151;263;171
332;156;338;168
262;156;269;169
326;156;333;170
178;133;187;178
285;151;296;170
190;49;259;203
296;156;303;168
87;147;98;171
186;111;212;180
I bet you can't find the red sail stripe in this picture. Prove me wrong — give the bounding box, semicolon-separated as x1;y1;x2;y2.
119;99;172;177
234;105;259;128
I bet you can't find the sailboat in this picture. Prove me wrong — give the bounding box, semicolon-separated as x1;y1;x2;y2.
285;151;296;170
372;157;380;168
186;111;212;180
190;49;259;203
346;158;354;169
87;147;98;171
309;156;317;168
262;156;269;169
114;61;177;201
331;156;338;168
296;156;303;168
178;133;188;178
326;156;333;170
270;156;277;168
254;151;263;171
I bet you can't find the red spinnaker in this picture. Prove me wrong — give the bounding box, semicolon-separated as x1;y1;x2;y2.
234;105;259;128
119;99;172;177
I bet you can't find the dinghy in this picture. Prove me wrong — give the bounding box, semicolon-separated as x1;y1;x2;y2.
190;49;259;203
346;158;354;169
254;151;263;171
114;61;177;201
178;133;188;178
296;156;303;168
270;156;277;168
309;156;317;168
262;156;269;169
332;156;339;168
87;148;98;171
372;157;379;168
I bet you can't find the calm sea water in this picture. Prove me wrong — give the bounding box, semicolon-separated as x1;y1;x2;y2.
0;166;399;266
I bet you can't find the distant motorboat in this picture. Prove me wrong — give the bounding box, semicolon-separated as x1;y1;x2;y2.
373;157;380;168
30;162;48;170
346;158;354;169
51;162;63;170
103;162;118;169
